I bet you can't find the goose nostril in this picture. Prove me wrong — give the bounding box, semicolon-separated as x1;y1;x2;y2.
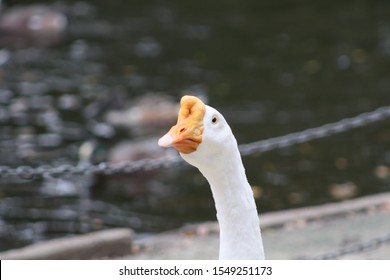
180;127;186;133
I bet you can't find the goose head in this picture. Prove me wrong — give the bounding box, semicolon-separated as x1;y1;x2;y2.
158;95;237;169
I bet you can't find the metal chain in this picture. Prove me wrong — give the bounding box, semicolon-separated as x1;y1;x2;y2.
1;105;390;179
301;233;390;260
239;105;390;155
0;157;183;179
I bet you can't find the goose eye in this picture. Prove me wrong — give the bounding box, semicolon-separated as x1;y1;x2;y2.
211;115;218;124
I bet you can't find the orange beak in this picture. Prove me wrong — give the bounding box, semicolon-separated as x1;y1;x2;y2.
158;95;205;154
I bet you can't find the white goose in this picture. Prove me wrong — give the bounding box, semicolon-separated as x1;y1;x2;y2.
158;95;265;260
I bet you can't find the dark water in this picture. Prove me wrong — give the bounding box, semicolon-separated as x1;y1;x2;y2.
1;0;390;251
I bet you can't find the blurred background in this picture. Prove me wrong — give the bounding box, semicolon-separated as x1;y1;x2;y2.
1;0;390;252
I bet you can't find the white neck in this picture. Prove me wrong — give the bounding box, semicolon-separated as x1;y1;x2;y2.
196;149;265;260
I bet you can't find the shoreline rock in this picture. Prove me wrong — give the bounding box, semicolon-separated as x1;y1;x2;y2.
0;228;133;260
